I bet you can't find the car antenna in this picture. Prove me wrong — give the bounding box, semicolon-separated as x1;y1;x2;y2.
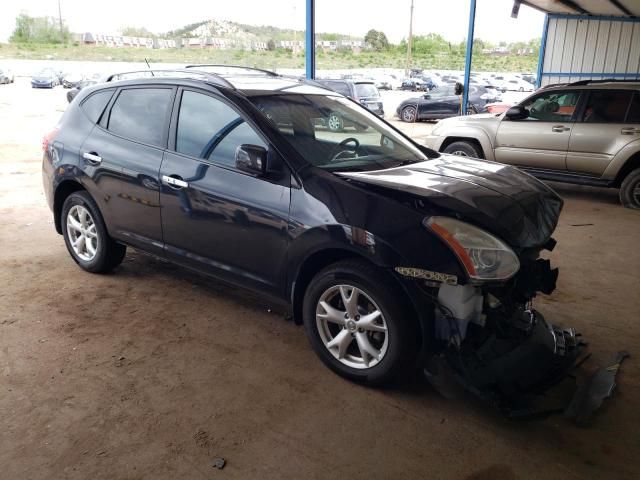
144;58;154;77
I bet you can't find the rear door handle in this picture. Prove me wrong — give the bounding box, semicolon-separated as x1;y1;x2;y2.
551;125;570;133
82;152;102;164
621;127;640;135
162;175;188;189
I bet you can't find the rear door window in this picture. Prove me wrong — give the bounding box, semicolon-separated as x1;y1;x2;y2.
81;89;115;123
582;90;634;123
107;88;173;146
355;83;379;98
324;81;351;97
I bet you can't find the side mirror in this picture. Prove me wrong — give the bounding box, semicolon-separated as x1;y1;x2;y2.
235;144;268;175
505;105;529;120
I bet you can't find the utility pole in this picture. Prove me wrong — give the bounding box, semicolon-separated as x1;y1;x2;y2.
405;0;414;76
57;0;64;43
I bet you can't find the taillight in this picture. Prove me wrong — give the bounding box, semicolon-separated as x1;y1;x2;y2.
42;127;59;152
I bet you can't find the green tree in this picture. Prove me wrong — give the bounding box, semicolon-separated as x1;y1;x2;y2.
267;39;276;51
10;13;70;44
364;29;389;51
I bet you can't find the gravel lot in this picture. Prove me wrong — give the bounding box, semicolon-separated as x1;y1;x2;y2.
1;78;639;480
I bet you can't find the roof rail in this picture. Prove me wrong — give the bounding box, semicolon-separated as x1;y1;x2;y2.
569;78;640;86
104;69;235;89
184;64;280;77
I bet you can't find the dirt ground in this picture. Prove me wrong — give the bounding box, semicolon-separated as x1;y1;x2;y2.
1;78;639;480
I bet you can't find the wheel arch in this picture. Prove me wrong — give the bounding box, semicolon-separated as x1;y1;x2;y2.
440;136;486;158
53;180;86;234
612;151;640;188
289;247;431;357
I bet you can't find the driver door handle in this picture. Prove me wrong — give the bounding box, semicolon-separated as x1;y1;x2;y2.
621;127;640;135
162;175;188;189
551;125;570;133
82;152;102;164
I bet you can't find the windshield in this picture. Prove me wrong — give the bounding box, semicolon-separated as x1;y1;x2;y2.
355;83;379;98
249;94;435;172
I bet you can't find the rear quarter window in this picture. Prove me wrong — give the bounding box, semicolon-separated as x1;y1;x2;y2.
322;81;351;97
80;89;115;124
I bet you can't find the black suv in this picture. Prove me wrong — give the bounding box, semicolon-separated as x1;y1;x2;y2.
315;79;384;122
43;67;581;393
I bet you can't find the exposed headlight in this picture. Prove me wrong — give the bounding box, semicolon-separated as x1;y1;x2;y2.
425;216;520;281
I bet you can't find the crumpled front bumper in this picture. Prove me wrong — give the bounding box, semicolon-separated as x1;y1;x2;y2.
425;309;627;424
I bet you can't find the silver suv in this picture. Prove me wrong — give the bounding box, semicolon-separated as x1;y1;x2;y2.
425;80;640;208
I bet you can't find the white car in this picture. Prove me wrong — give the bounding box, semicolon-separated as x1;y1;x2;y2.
499;77;535;92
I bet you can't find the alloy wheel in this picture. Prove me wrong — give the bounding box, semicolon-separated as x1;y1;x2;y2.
315;285;389;369
402;107;416;122
328;114;342;131
633;180;640;206
66;205;99;261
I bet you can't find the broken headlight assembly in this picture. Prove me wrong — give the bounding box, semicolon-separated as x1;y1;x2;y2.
424;216;520;282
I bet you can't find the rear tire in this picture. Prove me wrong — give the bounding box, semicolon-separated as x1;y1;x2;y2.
619;168;640;209
302;260;419;386
61;191;126;273
327;112;344;132
443;140;483;158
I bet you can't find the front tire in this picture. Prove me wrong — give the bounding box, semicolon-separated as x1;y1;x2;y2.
61;191;126;273
619;168;640;209
302;260;418;386
443;140;482;158
401;105;417;122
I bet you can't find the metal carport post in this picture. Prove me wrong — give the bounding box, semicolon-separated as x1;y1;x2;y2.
304;0;478;109
461;0;477;115
306;0;316;79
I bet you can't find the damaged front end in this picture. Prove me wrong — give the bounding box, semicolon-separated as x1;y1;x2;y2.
426;257;584;414
399;217;624;422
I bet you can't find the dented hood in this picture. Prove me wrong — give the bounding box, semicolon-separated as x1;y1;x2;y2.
338;155;563;248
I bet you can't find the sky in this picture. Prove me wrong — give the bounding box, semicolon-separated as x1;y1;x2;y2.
0;0;545;44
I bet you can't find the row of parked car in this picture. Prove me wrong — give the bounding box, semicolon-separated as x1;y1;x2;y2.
26;68;102;90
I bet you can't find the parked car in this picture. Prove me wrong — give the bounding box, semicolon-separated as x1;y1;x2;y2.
314;79;384;130
62;72;84;89
418;76;437;90
42;67;581;396
499;77;535;92
66;73;103;102
399;78;429;92
424;80;640;208
396;84;493;121
521;73;536;85
315;79;384;116
31;69;59;88
485;102;512;114
0;68;14;84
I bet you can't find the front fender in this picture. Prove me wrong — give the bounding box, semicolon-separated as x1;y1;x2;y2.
439;125;496;161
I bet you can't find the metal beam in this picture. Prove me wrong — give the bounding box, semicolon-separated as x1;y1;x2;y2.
556;0;591;15
536;13;549;88
461;0;476;115
609;0;633;16
306;0;316;79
